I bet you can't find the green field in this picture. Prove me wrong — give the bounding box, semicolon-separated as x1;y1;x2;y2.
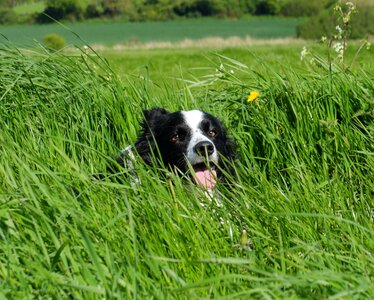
1;40;374;299
0;17;300;47
103;44;374;85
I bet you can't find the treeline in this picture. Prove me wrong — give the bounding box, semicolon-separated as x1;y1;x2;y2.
1;0;373;39
1;0;333;24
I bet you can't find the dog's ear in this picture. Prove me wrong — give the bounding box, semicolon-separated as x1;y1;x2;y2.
135;108;169;165
143;107;169;127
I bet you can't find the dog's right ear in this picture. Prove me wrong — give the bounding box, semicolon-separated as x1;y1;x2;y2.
142;107;169;126
135;108;169;165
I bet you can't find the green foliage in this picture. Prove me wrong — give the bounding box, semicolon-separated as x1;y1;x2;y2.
350;6;374;37
0;42;373;298
297;4;374;39
101;0;137;19
0;8;17;24
255;0;280;15
172;0;254;18
2;1;44;24
12;1;45;15
280;0;326;17
15;0;329;24
37;0;85;23
43;33;66;51
297;9;335;39
85;2;104;18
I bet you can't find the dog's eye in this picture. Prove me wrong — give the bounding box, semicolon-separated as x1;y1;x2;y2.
208;129;217;137
170;134;178;142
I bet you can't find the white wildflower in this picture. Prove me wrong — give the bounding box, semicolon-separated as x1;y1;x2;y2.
334;25;343;39
333;42;344;53
300;46;308;61
346;2;355;9
333;42;344;61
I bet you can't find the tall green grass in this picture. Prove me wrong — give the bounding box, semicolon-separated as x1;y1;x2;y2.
0;44;373;299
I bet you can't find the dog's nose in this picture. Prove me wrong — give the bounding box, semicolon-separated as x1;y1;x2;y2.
194;141;214;156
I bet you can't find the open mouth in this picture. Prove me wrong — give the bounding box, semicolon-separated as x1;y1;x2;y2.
192;163;217;190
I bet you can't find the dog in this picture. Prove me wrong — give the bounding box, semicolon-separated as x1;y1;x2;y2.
116;108;236;190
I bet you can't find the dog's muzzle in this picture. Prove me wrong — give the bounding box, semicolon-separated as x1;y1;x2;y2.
190;141;217;190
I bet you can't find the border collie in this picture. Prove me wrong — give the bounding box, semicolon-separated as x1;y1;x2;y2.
116;108;235;190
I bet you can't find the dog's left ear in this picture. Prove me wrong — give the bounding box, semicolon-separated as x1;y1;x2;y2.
135;107;169;165
142;107;169;128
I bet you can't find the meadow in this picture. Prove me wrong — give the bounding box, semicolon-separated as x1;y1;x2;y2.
0;39;373;299
103;43;374;85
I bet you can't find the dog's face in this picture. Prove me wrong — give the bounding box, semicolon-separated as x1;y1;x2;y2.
134;108;235;190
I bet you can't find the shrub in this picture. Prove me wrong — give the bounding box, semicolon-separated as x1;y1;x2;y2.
297;5;374;39
297;9;334;39
239;0;256;14
255;0;280;15
189;0;225;17
36;0;84;23
101;0;136;18
173;0;255;18
280;1;321;17
0;8;17;24
350;6;374;38
43;33;65;51
85;3;103;19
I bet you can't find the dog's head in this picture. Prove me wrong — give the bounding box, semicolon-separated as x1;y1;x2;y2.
134;108;235;189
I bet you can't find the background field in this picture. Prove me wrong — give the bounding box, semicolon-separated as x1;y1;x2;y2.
0;17;300;47
103;44;374;85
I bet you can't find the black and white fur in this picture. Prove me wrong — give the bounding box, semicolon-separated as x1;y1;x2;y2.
116;108;235;189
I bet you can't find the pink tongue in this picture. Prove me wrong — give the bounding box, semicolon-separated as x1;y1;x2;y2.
194;169;217;190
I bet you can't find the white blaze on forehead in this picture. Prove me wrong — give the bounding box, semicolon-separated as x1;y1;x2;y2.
181;110;218;165
182;110;204;131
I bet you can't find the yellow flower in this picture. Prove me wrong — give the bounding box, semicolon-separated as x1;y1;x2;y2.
247;90;259;102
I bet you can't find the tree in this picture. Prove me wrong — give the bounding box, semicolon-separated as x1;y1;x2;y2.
101;0;136;17
37;0;85;23
255;0;280;15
